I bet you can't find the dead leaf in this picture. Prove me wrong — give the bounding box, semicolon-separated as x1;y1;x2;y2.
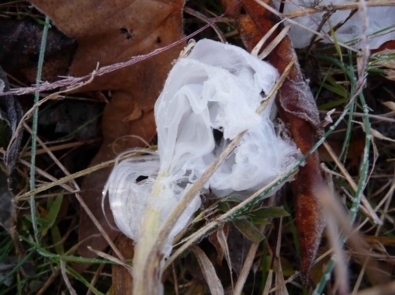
383;69;395;81
382;101;395;112
208;223;230;265
0;168;13;230
28;0;185;270
112;235;134;293
232;219;265;243
220;0;325;282
0;67;23;175
0;18;76;83
29;0;185;111
369;127;395;143
191;245;225;295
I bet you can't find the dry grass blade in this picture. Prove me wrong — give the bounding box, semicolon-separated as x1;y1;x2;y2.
60;260;77;295
36;269;61;295
318;187;388;288
323;173;349;294
191;245;224;295
22;120;126;262
322;141;381;224
16;150;150;200
184;7;226;43
251;20;285;57
262;269;274;295
7;74;97;154
382;101;395;112
21;138;100;157
216;227;233;289
356;281;395;295
274;258;289;295
18;159;75;193
369;127;395;142
234;223;267;295
273;218;289;295
87;246;133;275
258;26;291;60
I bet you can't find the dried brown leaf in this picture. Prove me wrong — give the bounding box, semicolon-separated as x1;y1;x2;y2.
220;0;325;282
191;245;225;295
29;0;185;269
0;67;23;175
382;101;395;112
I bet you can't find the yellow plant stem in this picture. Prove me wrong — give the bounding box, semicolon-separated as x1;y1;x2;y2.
132;174;166;295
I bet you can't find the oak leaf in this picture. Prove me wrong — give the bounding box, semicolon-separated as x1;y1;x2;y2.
29;0;185;268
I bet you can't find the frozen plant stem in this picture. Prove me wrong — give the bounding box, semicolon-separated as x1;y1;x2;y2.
30;15;50;242
132;175;166;295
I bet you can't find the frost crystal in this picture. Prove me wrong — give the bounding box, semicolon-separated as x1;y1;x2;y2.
274;0;395;49
106;39;300;257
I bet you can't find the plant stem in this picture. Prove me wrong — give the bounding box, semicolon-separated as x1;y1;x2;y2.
132;176;165;295
30;15;50;242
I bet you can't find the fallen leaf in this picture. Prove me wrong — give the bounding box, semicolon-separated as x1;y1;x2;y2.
233;219;265;243
0;167;13;230
384;69;395;81
112;235;134;294
208;224;229;265
220;0;325;282
382;101;395;112
0;18;76;83
191;245;225;295
28;0;185;269
0;66;23;175
369;127;395;143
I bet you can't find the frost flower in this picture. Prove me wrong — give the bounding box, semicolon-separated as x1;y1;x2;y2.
106;39;301;294
273;0;395;49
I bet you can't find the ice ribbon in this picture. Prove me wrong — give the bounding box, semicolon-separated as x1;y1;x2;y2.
105;39;301;294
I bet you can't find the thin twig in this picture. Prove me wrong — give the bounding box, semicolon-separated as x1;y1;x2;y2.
184;7;226;43
60;260;77;295
0;2;243;98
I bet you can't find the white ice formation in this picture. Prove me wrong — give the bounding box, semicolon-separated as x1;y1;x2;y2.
273;0;395;49
106;39;301;257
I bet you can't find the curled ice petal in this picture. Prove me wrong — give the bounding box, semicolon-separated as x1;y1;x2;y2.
108;39;301;245
156;39;300;197
106;154;160;241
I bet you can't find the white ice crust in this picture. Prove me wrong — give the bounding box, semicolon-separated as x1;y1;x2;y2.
273;0;395;49
106;39;301;250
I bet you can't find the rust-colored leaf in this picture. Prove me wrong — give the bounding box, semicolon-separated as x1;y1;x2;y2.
112;235;134;294
29;0;185;269
220;0;325;282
